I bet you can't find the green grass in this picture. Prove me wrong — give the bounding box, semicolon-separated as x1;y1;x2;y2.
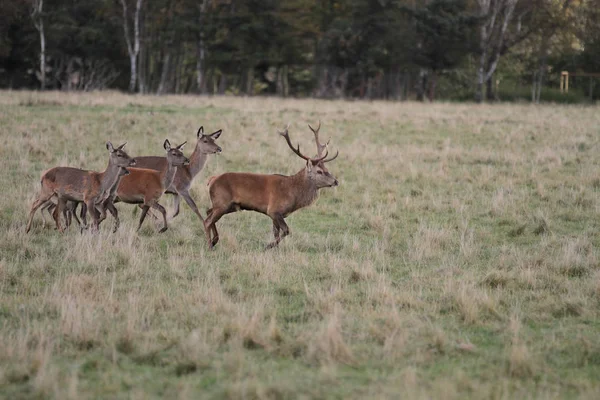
1;91;600;399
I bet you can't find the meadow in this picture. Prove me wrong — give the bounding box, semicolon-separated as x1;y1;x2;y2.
1;91;599;399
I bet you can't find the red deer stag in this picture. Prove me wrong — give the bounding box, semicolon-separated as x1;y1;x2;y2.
25;142;136;233
131;126;222;221
98;139;190;233
203;124;339;249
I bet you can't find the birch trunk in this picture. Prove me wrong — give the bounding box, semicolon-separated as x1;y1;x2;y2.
120;0;143;93
31;0;46;90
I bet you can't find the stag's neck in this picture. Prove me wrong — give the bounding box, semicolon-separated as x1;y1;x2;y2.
188;145;209;178
291;169;320;210
161;161;179;190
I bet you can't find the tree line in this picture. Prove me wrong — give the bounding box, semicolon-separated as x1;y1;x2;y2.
1;0;599;102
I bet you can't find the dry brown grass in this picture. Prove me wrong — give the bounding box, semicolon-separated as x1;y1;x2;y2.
1;90;600;398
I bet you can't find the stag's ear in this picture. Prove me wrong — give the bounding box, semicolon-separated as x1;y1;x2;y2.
117;142;127;150
176;141;187;150
106;141;115;153
197;126;204;138
164;139;171;151
211;129;222;139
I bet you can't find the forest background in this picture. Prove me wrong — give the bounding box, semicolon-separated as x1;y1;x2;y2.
2;0;600;103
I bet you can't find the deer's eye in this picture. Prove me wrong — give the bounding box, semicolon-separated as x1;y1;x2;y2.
317;170;323;175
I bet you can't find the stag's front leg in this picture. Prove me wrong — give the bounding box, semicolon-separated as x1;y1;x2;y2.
266;214;289;249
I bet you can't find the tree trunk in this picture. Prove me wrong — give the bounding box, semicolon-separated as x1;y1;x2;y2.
246;66;254;95
157;50;171;95
475;0;517;103
120;0;144;93
218;73;227;94
486;72;495;101
31;0;46;90
196;0;208;94
428;70;437;101
416;68;427;102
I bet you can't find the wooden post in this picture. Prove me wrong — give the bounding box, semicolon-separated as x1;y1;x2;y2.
560;71;569;93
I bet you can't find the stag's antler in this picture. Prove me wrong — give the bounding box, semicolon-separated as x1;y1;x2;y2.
308;120;338;163
308;120;328;158
279;124;311;161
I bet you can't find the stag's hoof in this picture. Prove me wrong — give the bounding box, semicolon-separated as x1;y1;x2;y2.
159;227;168;233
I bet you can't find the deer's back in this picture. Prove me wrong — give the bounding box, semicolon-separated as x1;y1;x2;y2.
41;167;95;201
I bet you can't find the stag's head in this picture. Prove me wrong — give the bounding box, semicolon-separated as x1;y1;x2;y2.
164;139;191;167
195;126;223;154
279;124;339;188
107;141;136;168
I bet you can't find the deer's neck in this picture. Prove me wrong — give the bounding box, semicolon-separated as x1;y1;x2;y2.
291;169;319;210
161;161;179;190
98;161;123;202
188;145;209;178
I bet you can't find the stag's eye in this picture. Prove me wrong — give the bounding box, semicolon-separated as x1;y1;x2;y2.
317;170;323;175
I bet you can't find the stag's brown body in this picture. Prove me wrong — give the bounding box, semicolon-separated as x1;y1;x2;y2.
204;124;338;249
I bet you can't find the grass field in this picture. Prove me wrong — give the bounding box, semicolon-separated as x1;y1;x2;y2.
1;91;600;399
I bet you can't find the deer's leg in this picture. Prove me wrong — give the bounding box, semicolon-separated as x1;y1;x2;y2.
171;194;181;219
137;206;150;231
178;189;205;223
266;214;289;249
79;203;88;228
69;202;82;227
151;202;169;233
203;206;227;249
41;200;54;228
104;201;120;233
54;197;69;233
137;204;158;220
84;198;100;232
64;202;72;228
26;193;55;233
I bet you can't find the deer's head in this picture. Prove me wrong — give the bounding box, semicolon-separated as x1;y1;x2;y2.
107;141;136;167
195;126;223;154
279;124;339;188
164;139;191;167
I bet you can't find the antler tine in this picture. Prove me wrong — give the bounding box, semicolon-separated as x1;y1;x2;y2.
278;124;311;161
323;149;339;163
308;120;326;157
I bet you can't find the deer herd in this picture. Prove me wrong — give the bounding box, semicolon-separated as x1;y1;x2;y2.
25;123;339;249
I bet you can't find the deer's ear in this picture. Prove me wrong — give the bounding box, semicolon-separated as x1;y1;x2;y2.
306;160;312;172
211;129;222;139
164;139;171;151
176;141;187;150
197;126;204;138
106;141;115;153
117;142;127;150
